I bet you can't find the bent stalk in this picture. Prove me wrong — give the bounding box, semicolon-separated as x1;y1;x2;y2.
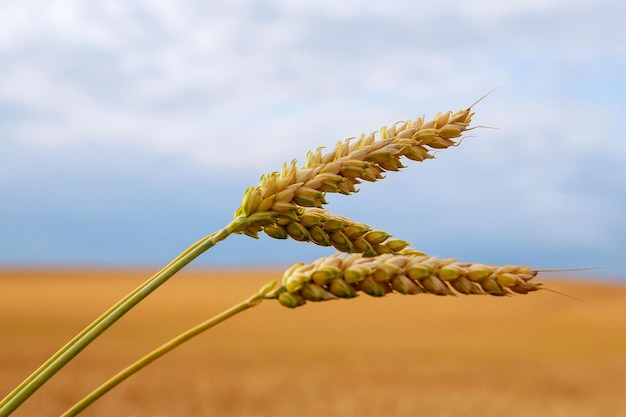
60;281;276;417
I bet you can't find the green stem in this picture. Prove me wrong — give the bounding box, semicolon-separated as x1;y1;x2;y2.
0;218;245;417
60;281;276;417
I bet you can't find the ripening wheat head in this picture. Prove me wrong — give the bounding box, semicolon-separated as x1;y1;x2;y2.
268;250;541;308
233;107;475;244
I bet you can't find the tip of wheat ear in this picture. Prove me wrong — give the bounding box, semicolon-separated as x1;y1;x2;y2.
267;252;541;308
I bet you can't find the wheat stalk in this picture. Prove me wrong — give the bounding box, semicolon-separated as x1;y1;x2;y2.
57;280;278;417
268;250;541;308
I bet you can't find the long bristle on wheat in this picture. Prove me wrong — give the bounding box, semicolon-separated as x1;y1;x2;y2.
234;107;474;239
268;250;541;308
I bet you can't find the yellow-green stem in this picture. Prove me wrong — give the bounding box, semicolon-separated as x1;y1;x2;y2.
60;281;275;417
0;218;244;416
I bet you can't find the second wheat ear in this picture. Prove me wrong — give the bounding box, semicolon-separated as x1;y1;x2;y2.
269;251;541;308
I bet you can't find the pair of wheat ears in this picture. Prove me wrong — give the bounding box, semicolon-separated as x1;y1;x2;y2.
0;94;543;416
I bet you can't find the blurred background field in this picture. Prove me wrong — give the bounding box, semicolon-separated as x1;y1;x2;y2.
1;268;625;417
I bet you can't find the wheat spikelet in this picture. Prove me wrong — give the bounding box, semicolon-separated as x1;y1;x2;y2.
242;206;410;256
268;250;541;308
234;107;474;238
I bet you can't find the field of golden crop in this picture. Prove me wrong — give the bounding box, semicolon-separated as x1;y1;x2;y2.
1;268;625;417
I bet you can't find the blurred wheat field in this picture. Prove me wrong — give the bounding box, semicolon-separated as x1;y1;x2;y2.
1;268;625;417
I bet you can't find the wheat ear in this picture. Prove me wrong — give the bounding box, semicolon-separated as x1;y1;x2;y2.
234;107;474;239
268;250;541;308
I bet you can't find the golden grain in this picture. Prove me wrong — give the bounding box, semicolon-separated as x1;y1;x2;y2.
269;251;541;308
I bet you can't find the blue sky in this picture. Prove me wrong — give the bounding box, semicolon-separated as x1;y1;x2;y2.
1;1;625;278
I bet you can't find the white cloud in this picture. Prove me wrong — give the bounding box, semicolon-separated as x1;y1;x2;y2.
1;0;623;168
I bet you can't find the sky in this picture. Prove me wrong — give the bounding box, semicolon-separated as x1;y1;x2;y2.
1;0;625;278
